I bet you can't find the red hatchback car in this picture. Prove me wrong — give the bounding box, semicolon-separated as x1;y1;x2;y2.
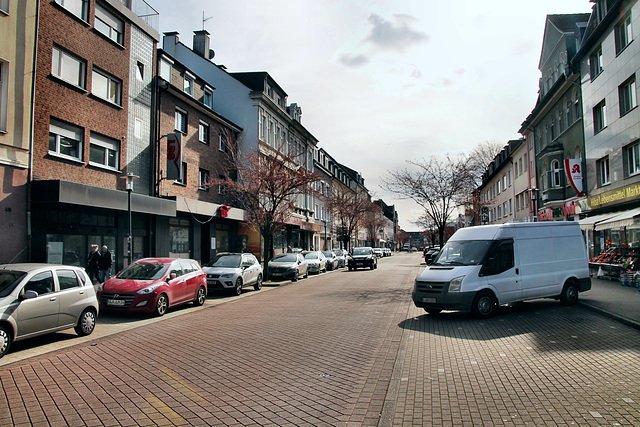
98;258;207;316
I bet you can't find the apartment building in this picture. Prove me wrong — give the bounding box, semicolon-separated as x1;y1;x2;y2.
0;0;37;263
479;140;522;224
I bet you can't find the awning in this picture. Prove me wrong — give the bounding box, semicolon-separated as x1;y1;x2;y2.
595;207;640;231
578;212;620;230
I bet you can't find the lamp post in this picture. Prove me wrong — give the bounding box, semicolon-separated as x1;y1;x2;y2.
120;172;139;266
323;220;327;250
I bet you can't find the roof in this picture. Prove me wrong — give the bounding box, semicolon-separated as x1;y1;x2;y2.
230;72;288;96
547;13;590;33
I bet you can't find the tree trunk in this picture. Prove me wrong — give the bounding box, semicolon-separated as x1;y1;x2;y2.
262;229;273;280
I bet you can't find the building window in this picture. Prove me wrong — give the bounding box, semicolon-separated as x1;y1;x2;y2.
619;75;637;117
134;118;142;139
557;107;563;133
615;13;633;55
160;57;172;82
589;46;603;80
0;0;9;14
593;100;606;134
572;89;581;120
136;62;144;81
199;169;209;190
509;199;512;216
55;0;88;21
551;159;561;188
597;156;610;186
51;46;86;88
203;87;213;108
0;61;7;132
199;121;209;144
49;118;83;161
175;108;187;134
218;131;227;152
175;162;187;185
218;175;226;195
624;141;640;177
183;72;194;96
94;4;123;44
92;69;121;105
89;132;119;169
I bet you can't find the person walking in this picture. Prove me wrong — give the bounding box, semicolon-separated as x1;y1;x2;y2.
86;244;101;284
98;245;113;283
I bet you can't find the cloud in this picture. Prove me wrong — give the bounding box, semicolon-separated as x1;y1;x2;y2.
338;53;370;68
364;13;429;52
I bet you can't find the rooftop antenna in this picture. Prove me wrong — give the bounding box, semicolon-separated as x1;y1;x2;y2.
202;11;213;31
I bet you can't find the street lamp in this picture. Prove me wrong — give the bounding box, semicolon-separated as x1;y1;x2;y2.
323;219;327;251
120;172;139;266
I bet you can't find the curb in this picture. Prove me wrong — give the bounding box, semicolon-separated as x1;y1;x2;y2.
578;300;640;331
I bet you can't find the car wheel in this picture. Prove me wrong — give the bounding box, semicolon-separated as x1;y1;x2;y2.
292;270;299;282
560;281;579;306
254;274;263;291
234;277;243;295
370;262;374;270
0;325;12;358
194;286;206;306
155;293;168;317
471;290;497;318
74;308;96;336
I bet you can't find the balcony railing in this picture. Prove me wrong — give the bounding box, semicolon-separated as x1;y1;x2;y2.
118;0;159;32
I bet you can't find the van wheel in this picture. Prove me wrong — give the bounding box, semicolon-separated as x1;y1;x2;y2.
560;281;579;306
471;290;497;318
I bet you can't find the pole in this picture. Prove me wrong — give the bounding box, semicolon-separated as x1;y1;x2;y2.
127;187;132;266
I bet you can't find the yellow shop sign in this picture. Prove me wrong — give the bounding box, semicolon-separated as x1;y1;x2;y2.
588;183;640;208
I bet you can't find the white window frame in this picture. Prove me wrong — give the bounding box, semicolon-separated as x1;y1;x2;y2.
198;169;209;190
175;162;187;185
0;0;9;14
136;62;144;82
51;46;86;88
49;118;83;161
597;156;610;186
134;118;142;139
55;0;88;21
551;159;561;188
198;121;209;144
589;46;603;80
593;100;606;134
183;71;194;96
218;131;226;152
89;132;119;170
619;75;637;117
625;141;640;177
0;60;8;132
615;13;633;54
91;68;121;105
94;4;124;44
160;56;173;83
218;175;226;195
175;108;187;134
203;86;213;108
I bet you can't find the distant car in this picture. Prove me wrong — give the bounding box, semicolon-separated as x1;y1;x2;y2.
203;253;263;295
0;263;99;358
384;248;392;257
333;249;347;268
303;251;327;274
268;253;308;282
373;248;384;258
323;251;339;270
348;247;378;271
424;247;440;265
98;258;207;316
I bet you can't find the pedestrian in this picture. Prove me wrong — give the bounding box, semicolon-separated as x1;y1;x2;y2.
98;245;113;283
86;244;101;284
286;246;292;253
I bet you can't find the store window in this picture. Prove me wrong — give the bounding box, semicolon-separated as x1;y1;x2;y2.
169;219;190;257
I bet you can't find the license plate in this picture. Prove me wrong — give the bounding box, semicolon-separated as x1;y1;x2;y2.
107;299;126;307
422;297;436;303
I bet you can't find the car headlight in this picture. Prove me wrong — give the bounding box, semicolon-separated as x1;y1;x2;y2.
220;273;235;278
136;284;160;295
448;276;465;293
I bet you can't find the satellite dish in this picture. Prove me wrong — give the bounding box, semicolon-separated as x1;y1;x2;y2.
209;49;215;60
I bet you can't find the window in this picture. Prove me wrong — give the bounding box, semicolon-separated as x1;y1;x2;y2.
260;114;266;141
619;75;637;117
134;118;142;139
593;100;606;134
51;46;86;88
589;46;603;80
565;98;572;126
551;159;561;188
624;141;640;177
497;205;502;219
57;270;80;290
49;118;83;161
218;175;226;195
203;87;213;108
89;132;119;169
0;61;7;132
136;62;144;81
0;0;8;14
175;108;187;134
615;13;633;54
597;156;610;186
175;162;187;185
503;201;508;218
199;169;209;190
199;121;209;144
557;107;563;133
183;72;194;96
218;131;227;152
572;89;581;119
55;0;88;21
24;271;54;295
94;4;124;44
92;69;121;105
160;57;172;82
509;199;512;215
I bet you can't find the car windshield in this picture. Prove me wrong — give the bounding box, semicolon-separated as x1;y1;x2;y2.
352;248;371;255
271;254;298;262
117;262;169;280
432;240;492;266
206;255;241;268
304;253;318;260
0;271;27;298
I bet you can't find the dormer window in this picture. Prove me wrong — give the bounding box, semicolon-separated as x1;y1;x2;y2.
183;71;194;96
203;86;213;108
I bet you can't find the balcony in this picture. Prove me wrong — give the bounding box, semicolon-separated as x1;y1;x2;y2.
118;0;159;32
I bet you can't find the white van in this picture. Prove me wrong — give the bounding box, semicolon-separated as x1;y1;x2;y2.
412;222;591;318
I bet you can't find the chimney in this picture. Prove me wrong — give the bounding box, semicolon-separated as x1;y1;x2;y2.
193;30;211;59
163;31;179;56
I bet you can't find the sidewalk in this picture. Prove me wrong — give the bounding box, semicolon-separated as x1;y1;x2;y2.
579;275;640;330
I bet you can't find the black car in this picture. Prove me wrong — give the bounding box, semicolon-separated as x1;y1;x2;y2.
348;247;377;271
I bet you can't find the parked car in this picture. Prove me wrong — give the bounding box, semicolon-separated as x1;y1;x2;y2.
373;248;384;258
268;253;308;282
323;251;339;271
333;249;347;268
384;248;392;257
303;251;327;274
0;263;99;358
203;253;263;295
98;258;206;317
348;247;378;271
424;247;440;265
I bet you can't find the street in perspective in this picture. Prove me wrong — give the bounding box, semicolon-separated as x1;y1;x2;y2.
1;252;639;426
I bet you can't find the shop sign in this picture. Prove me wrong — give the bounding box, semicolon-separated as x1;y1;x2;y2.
588;182;640;209
538;208;555;221
218;205;230;217
564;159;584;196
166;133;182;181
301;221;322;232
562;200;583;217
283;216;302;226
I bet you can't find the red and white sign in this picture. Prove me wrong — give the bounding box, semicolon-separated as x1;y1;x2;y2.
166;133;182;181
218;205;230;218
564;159;584;196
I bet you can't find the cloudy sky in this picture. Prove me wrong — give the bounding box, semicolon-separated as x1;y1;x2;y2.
152;0;593;230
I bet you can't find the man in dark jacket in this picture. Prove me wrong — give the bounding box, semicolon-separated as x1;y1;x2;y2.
86;244;101;283
98;245;113;283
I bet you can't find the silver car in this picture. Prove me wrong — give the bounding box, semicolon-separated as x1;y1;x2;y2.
0;263;99;358
203;253;263;295
303;251;327;274
268;253;308;282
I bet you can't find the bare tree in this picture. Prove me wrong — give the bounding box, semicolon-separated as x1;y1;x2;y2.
326;185;370;251
207;142;320;279
362;204;386;247
396;230;411;249
466;140;505;186
383;154;473;247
